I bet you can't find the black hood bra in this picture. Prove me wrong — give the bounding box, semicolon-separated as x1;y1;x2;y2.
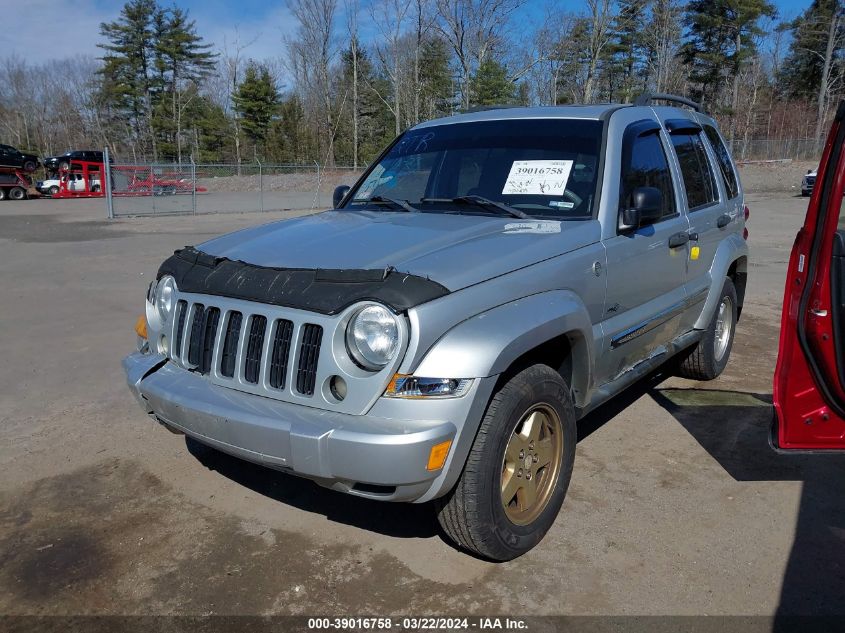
157;246;450;315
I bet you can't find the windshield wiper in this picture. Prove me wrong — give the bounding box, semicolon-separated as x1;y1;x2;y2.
421;195;530;219
352;195;418;212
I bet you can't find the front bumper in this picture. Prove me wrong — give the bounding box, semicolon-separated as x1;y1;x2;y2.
123;352;488;502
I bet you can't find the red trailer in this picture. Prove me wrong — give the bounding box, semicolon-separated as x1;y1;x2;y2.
51;160;105;198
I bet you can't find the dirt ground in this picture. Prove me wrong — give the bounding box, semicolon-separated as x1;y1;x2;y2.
0;181;843;619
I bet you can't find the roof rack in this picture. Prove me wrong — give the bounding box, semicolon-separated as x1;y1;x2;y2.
461;104;523;114
633;92;703;113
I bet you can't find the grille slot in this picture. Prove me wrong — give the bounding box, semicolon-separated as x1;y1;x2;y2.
220;312;242;378
198;307;220;374
187;304;205;366
269;319;294;389
244;315;267;384
296;324;323;395
174;300;188;359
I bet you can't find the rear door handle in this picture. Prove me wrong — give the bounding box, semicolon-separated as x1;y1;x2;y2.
717;214;731;228
668;232;690;248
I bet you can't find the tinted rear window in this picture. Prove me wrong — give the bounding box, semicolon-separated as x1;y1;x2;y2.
704;125;739;199
670;132;718;210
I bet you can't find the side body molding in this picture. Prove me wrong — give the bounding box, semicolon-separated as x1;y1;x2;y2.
692;234;749;330
413;290;595;407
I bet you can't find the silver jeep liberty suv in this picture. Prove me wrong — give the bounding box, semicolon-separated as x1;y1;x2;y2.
124;93;749;560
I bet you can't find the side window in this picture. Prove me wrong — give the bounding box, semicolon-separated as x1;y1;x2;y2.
620;129;676;219
704;125;739;199
670;132;718;210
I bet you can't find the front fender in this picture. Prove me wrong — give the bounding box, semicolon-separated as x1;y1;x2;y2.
694;234;749;330
414;290;595;406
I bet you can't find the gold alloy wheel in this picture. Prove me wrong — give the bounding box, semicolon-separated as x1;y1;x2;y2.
500;403;564;525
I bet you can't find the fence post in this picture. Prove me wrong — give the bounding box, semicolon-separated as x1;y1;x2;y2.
258;159;263;212
191;155;197;215
104;147;114;219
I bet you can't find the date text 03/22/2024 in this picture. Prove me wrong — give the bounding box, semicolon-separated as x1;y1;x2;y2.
306;617;528;630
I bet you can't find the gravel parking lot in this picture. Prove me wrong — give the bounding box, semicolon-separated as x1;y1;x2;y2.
0;175;843;617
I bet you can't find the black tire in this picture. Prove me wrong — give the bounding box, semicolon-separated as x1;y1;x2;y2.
92;184;101;192
801;191;810;197
59;161;70;171
48;185;59;195
8;187;26;201
436;364;577;561
23;160;36;172
0;188;6;201
676;277;738;380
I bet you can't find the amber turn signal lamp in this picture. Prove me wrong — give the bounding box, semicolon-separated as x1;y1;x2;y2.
134;315;147;340
426;440;452;471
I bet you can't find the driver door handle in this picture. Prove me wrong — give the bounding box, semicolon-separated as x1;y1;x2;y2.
668;232;690;248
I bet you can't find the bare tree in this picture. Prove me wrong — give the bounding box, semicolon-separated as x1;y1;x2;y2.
345;0;361;168
434;0;524;110
814;7;845;139
287;0;339;165
370;0;413;135
581;0;616;103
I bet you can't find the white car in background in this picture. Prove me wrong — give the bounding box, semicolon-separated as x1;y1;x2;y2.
38;174;101;195
801;169;817;197
38;178;61;195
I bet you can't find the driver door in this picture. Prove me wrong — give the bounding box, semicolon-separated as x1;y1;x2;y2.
773;100;845;450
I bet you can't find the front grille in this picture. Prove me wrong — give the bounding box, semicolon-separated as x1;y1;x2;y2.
187;304;205;366
269;319;294;389
219;312;242;378
296;324;323;395
244;315;267;384
198;308;220;374
174;300;188;356
171;298;328;400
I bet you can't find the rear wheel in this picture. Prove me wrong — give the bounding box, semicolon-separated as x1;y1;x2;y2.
8;187;26;201
676;277;738;380
0;188;6;201
23;160;36;172
48;185;59;195
436;364;576;561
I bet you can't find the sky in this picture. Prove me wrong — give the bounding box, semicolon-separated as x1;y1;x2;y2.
3;0;815;67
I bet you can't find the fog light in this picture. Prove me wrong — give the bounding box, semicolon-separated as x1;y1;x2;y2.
427;440;452;471
329;375;347;401
158;334;169;355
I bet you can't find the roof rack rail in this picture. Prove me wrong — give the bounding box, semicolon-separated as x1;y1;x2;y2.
461;104;523;114
633;92;703;113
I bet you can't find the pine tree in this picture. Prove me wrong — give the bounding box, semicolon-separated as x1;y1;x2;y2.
233;64;281;157
155;6;216;162
608;0;648;102
680;0;777;111
779;0;843;100
471;59;516;106
98;0;160;159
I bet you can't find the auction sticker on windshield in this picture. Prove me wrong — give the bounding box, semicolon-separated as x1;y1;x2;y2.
502;160;573;195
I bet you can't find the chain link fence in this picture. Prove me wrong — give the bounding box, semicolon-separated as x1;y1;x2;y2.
729;138;825;163
105;155;362;218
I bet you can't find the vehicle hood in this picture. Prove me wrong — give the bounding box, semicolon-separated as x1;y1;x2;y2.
197;210;601;291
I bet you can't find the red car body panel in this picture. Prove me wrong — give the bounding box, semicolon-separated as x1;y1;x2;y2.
773;101;845;449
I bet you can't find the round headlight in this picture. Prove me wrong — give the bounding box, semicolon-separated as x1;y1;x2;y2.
156;275;177;321
346;305;399;370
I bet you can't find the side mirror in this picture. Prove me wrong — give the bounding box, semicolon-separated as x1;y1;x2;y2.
333;185;350;208
807;169;812;174
619;186;663;232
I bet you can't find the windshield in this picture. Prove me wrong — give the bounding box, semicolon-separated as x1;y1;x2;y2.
346;118;603;219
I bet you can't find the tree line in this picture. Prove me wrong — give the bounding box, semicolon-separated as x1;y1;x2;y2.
0;0;842;167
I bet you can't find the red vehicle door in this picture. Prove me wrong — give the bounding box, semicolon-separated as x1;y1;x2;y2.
773;100;845;450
